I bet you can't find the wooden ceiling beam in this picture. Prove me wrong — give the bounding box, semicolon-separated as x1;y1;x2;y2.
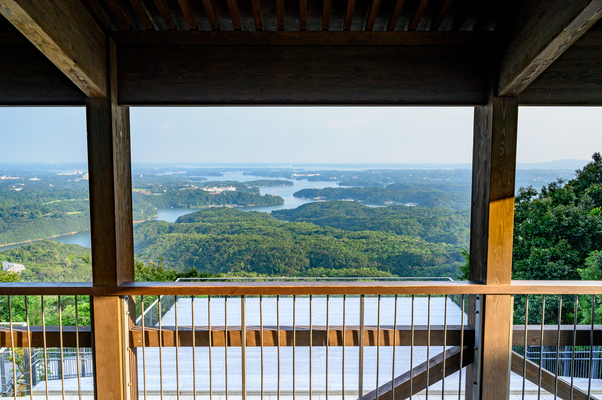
322;0;331;30
104;0;134;30
431;0;453;31
201;0;220;30
365;0;381;31
498;0;602;97
0;0;107;97
129;0;156;30
343;0;355;30
153;0;178;29
387;0;405;30
251;0;263;30
178;0;199;29
409;0;429;31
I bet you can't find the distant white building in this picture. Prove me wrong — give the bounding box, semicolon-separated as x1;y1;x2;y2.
2;261;25;273
201;186;236;193
0;175;19;180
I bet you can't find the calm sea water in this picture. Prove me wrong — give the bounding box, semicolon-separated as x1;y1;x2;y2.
0;172;340;252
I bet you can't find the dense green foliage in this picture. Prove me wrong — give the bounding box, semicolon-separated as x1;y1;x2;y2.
134;208;463;278
513;153;602;281
294;186;470;210
272;201;469;246
511;154;602;324
0;241;92;281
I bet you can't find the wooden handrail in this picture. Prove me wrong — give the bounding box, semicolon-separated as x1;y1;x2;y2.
3;280;602;295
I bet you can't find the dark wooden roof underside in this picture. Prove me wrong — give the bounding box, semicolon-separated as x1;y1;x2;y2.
2;0;602;106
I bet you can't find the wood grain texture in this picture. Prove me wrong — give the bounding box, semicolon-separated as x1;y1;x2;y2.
499;0;602;97
363;346;474;400
6;281;602;296
0;33;85;105
117;42;488;105
153;0;177;29
520;31;602;105
480;295;513;399
0;0;107;97
226;0;241;30
0;326;92;348
129;325;475;347
511;351;592;400
469;97;518;285
178;0;198;29
87;38;135;287
129;0;156;29
322;0;331;30
92;296;125;400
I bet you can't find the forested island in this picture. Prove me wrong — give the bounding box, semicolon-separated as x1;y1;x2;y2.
133;207;464;277
294;184;471;210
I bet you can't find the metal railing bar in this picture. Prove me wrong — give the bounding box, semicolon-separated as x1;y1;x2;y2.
25;296;34;400
393;294;398;400
538;295;546;399
175;296;180;400
571;294;578;400
225;296;229;400
209;296;213;400
458;294;464;400
410;294;414;400
310;294;313;399
555;295;563;399
8;296;17;400
260;295;264;400
342;294;346;400
523;294;529;400
159;296;163;400
241;295;246;400
293;294;296;400
326;294;329;400
442;294;448;400
277;295;280;400
58;295;65;399
588;295;595;399
191;296;196;399
359;294;365;399
376;294;381;400
75;295;82;400
426;294;431;400
42;295;49;400
141;296;147;400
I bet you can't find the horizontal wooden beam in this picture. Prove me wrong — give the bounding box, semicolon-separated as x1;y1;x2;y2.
511;351;592;400
498;0;602;97
2;324;601;349
129;325;475;348
520;31;602;105
112;31;491;46
5;281;602;296
0;0;107;98
0;326;92;347
114;31;490;105
0;33;85;105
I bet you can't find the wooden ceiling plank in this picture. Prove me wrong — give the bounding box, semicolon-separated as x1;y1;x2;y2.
104;0;133;29
322;0;331;30
153;0;178;29
201;0;220;30
0;0;107;97
81;0;114;30
430;0;453;31
226;0;242;30
178;0;198;29
409;0;429;31
129;0;156;29
343;0;355;30
499;0;602;97
300;0;308;30
387;0;405;30
365;0;381;31
250;0;263;30
275;0;285;30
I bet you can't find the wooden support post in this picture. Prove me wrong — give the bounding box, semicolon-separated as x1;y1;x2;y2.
87;37;136;400
467;96;518;399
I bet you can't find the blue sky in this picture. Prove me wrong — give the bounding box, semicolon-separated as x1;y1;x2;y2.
0;106;599;164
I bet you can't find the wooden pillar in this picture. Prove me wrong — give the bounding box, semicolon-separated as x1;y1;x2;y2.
87;37;136;400
466;96;518;399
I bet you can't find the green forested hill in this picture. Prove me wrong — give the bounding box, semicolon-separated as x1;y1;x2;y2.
0;241;91;282
271;201;469;246
133;208;463;278
293;186;470;210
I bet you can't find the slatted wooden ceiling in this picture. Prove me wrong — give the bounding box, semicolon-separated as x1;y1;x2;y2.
75;0;499;32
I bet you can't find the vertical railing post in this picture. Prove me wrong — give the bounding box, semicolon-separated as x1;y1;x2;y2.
87;36;136;400
467;96;518;399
